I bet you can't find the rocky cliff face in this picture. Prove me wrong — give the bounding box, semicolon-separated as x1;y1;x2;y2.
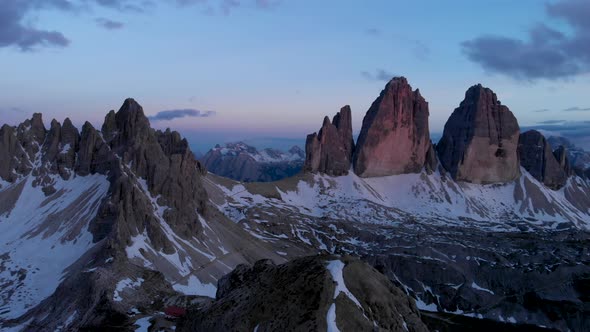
0;99;284;331
179;256;428;332
353;77;430;177
518;130;567;189
547;136;590;173
304;105;354;176
437;84;520;184
554;146;574;177
202;142;304;182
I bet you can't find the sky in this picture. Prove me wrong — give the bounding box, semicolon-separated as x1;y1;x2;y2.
1;0;590;152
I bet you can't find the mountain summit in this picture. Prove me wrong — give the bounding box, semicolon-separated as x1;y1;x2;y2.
437;84;521;184
353;77;431;177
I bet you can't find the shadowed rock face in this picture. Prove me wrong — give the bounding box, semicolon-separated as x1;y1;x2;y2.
91;98;209;246
437;84;520;184
179;256;428;332
353;77;430;177
518;130;567;190
554;146;574;177
304;105;354;176
425;141;438;174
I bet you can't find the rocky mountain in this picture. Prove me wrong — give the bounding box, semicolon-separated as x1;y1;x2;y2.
208;165;590;331
547;136;590;172
2;77;590;331
437;84;521;184
518;130;567;189
353;77;431;177
304;105;354;176
201;142;304;182
0;99;286;331
178;255;428;332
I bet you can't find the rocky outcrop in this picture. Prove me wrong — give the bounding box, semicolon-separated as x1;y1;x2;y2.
179;256;428;332
554;146;574;177
90;98;209;246
304;105;354;176
437;84;520;184
425;141;438;174
202;142;304;182
0;99;289;331
353;77;430;177
518;130;567;189
547;136;590;172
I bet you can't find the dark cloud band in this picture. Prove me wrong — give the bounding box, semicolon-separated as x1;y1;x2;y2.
361;69;397;82
148;109;216;121
0;0;280;51
462;0;590;80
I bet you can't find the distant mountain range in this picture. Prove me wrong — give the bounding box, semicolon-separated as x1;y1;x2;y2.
201;142;304;182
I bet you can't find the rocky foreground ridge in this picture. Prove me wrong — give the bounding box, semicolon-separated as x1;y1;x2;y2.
179;256;428;332
304;77;588;188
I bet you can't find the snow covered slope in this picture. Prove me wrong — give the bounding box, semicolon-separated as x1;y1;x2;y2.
211;169;590;231
206;170;590;331
0;174;109;320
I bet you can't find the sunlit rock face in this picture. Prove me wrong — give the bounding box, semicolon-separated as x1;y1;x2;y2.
353;77;430;177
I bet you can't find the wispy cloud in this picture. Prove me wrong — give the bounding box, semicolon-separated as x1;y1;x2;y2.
361;69;396;82
537;119;566;124
532;109;551;113
462;0;590;80
365;28;381;36
563;106;590;112
148;108;216;121
0;0;279;51
95;18;125;30
0;106;25;113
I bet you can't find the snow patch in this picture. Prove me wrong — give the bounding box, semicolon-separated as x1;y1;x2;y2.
113;278;145;302
326;260;363;309
471;281;495;295
326;303;339;332
172;275;217;298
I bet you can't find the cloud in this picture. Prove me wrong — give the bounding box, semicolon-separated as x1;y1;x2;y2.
95;18;125;30
255;0;281;9
524;120;590;138
0;1;71;51
173;0;280;15
361;69;396;82
365;28;381;36
0;106;25;113
148;108;216;121
462;0;590;80
537;120;566;124
0;0;277;51
532;109;551;113
563;106;590;111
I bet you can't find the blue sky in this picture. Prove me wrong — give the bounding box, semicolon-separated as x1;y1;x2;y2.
1;0;590;152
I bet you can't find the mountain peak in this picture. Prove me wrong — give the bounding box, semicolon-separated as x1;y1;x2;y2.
102;99;151;148
304;105;354;176
353;77;430;177
437;84;520;183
